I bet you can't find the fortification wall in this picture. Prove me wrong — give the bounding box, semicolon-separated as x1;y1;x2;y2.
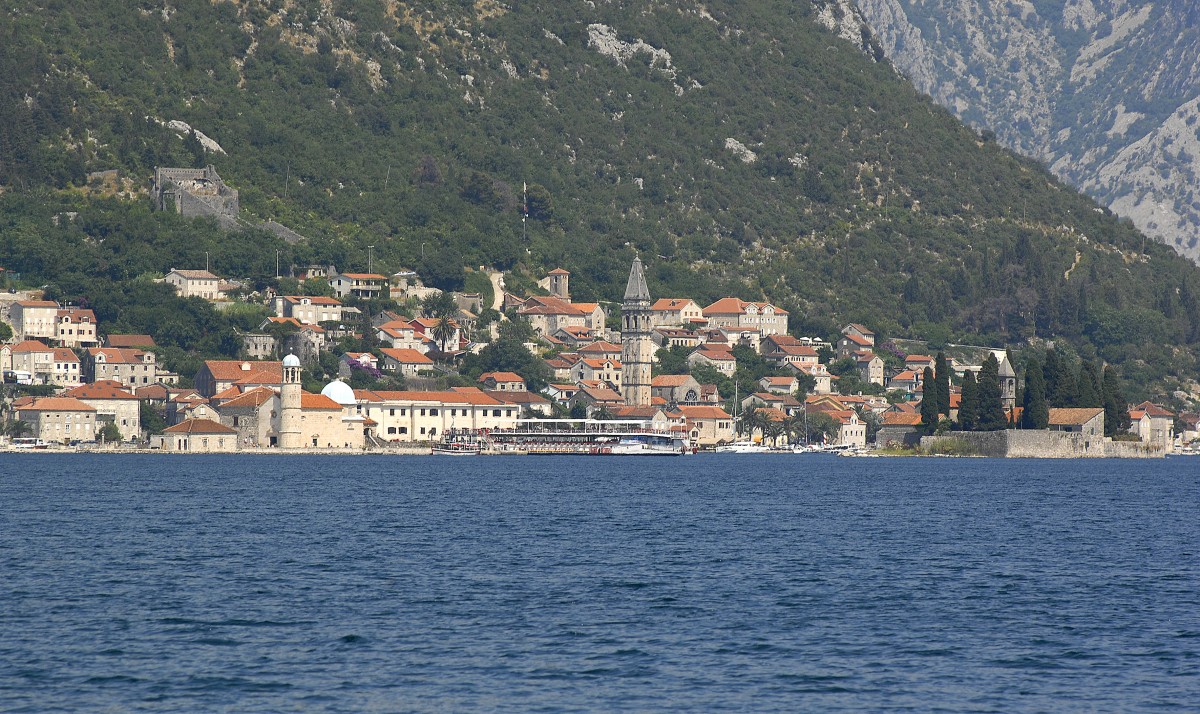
920;430;1163;458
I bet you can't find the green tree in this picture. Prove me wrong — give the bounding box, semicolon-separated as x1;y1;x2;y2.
920;366;939;432
431;316;456;352
526;183;553;221
1102;365;1131;437
421;290;458;319
804;410;839;444
5;419;31;438
1076;360;1101;408
957;370;979;431
140;403;167;436
461;330;551;392
653;346;690;375
0;322;12;341
934;351;951;416
1045;348;1078;407
1021;357;1049;429
975;354;1008;431
98;422;122;444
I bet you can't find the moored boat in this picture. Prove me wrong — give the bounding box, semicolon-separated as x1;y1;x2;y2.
486;419;689;455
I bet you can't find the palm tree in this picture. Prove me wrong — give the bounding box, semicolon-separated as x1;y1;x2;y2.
5;419;31;438
431;316;456;353
741;406;768;443
783;413;806;445
764;420;785;447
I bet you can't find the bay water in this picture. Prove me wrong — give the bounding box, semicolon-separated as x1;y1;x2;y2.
1;453;1197;711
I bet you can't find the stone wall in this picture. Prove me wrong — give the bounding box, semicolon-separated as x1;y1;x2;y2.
153;165;239;220
875;425;922;448
920;430;1164;458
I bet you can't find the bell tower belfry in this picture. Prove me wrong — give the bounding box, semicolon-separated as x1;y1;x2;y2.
279;353;303;448
621;257;653;407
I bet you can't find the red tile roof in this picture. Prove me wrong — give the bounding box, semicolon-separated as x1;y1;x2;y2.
675;405;732;419
88;347;148;364
882;412;923;426
106;334;156;348
162;418;237;434
650;298;699;311
169;269;220;280
692;346;736;361
479;371;524;383
219;387;277;409
702;297;788;316
11;339;52;353
301;392;343;410
16;397;96;412
65;381;137;400
380;348;434;365
652;375;694;387
203;360;283;383
1048;407;1104;426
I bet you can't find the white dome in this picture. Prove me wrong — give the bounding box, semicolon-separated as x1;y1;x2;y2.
282;354;301;367
321;379;356;406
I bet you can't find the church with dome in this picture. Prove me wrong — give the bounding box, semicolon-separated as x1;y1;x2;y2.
193;354;367;450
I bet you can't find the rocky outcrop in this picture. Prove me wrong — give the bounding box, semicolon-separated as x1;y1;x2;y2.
854;0;1200;261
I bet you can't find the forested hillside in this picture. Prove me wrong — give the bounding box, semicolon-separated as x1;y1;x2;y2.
1;0;1199;394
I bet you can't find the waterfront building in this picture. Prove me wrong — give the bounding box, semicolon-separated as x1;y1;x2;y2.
156;418;240;452
14;396;96;444
351;388;520;442
65;381;141;441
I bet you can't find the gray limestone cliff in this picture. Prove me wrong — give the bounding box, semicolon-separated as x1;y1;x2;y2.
852;0;1200;261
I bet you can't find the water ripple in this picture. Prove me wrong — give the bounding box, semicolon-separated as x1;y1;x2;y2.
0;453;1197;712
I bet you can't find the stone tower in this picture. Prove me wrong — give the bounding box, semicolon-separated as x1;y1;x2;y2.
547;268;570;300
621;257;653;407
279;353;304;448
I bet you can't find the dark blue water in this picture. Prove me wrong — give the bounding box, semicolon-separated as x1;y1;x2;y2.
1;454;1197;712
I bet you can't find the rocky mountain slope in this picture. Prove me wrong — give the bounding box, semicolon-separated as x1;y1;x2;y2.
3;0;1200;393
853;0;1200;261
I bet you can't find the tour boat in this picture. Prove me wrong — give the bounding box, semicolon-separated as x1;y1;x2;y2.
485;419;689;455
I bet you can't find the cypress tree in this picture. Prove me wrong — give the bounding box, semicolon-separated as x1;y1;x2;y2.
1021;357;1049;429
1102;365;1131;437
975;353;1008;431
1076;360;1101;408
920;366;939;432
957;370;978;431
1043;348;1063;405
935;351;951;416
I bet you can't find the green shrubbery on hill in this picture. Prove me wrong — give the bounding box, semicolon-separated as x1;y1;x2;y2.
1;0;1198;395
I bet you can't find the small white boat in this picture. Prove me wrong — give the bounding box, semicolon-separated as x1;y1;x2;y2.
714;441;771;453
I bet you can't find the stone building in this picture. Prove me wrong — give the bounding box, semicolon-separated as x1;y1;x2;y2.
153;166;239;222
620;257;653;407
15;397;97;444
85;347;158;388
156;418;240;452
65;381;141;442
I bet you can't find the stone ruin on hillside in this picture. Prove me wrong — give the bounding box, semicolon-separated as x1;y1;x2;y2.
153;165;240;227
